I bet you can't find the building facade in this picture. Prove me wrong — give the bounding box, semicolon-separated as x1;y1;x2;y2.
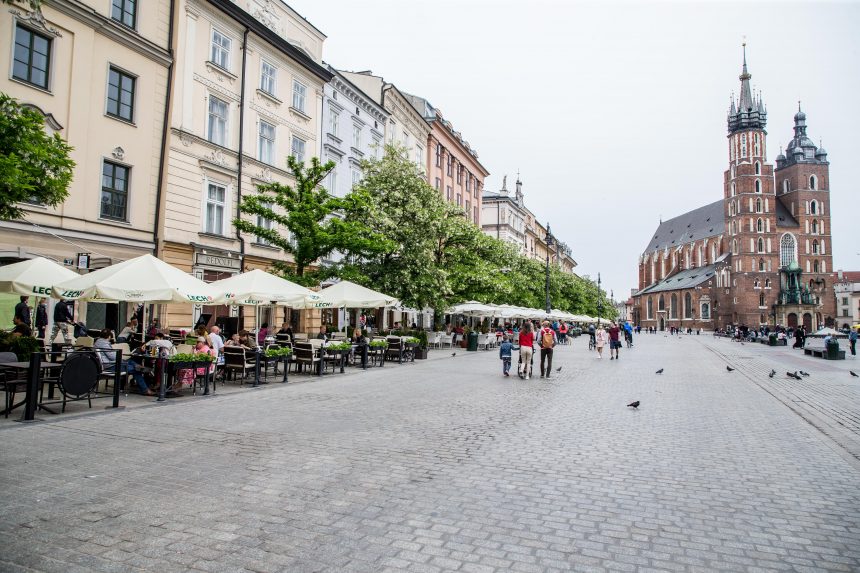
320;67;388;198
404;94;488;226
833;271;860;330
338;70;430;176
0;0;172;329
632;50;835;331
159;0;332;331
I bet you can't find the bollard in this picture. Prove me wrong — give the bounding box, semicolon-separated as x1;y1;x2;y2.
282;354;289;383
21;351;41;422
112;349;122;408
203;360;210;395
253;347;261;387
362;344;368;369
157;354;168;402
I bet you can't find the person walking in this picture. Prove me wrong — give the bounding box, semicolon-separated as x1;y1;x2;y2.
35;298;48;340
849;328;857;357
595;324;608;359
499;335;513;377
608;321;621;360
50;299;74;344
518;322;535;379
538;320;557;378
14;296;31;327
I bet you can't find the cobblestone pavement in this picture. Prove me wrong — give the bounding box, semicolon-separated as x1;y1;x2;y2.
1;335;859;573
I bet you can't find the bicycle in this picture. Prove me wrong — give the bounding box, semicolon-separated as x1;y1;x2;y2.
588;335;596;351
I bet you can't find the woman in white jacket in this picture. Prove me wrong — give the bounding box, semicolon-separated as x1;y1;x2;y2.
595;324;608;359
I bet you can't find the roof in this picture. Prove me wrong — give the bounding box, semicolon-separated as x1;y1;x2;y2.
636;263;719;296
775;200;799;227
834;271;860;283
644;200;724;254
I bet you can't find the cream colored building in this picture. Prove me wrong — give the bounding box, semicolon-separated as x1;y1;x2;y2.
0;0;172;328
339;70;431;170
161;0;331;332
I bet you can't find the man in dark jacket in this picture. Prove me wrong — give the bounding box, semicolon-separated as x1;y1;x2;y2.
14;296;31;327
35;298;48;339
50;300;74;344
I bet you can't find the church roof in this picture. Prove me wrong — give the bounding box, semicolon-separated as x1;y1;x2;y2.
637;263;719;296
775;200;799;227
644;200;724;254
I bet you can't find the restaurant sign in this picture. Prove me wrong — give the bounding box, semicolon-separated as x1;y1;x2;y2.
195;253;241;270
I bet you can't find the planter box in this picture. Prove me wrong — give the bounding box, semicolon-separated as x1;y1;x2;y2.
413;347;428;360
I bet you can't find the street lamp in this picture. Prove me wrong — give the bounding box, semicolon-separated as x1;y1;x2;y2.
597;272;603;327
544;222;554;313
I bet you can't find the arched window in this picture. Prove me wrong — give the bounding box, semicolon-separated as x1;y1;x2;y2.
756;218;763;232
732;239;738;255
684;292;692;319
754;133;760;156
765;278;771;288
759;293;765;307
813;260;819;273
670;293;678;319
822;261;826;273
757;238;764;253
758;258;765;271
755;198;762;213
755;179;762;193
810;200;818;214
658;295;665;311
741;133;747;157
782;179;789;193
647;297;653;319
755;161;761;175
812;240;819;254
754;278;760;288
730;182;735;197
810;175;817;190
780;234;796;267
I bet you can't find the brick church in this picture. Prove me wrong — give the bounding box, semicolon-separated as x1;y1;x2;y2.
632;48;835;332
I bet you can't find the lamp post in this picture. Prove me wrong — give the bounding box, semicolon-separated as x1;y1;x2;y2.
597;272;603;327
544;222;554;314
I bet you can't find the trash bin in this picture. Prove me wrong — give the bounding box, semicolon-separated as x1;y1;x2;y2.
467;331;479;351
826;339;840;359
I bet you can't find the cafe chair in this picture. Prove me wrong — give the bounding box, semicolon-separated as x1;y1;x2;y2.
223;346;255;383
55;352;101;413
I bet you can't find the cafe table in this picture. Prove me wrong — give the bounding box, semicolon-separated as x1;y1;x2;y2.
0;361;63;416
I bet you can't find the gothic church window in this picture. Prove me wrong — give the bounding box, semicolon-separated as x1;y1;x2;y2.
810;200;818;214
658;295;665;311
779;234;796;268
812;240;819;254
756;218;764;233
670;294;678;319
783;180;789;194
741;133;747;158
809;175;817;190
759;293;765;307
755;180;762;193
754;133;760;156
759;258;765;271
811;220;818;234
684;293;692;319
754;161;761;175
755;198;762;213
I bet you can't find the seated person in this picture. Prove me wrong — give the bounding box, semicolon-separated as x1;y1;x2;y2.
224;333;243;347
316;326;328;341
257;323;269;346
10;316;33;337
194;325;212;347
116;320;136;342
174;336;216;393
237;330;256;349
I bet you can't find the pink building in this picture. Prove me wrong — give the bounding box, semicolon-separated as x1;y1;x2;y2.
405;94;489;225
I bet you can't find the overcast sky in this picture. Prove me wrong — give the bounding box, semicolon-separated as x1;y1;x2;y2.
289;0;860;300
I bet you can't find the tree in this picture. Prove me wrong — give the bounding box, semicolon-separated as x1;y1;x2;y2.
0;93;74;220
234;155;388;281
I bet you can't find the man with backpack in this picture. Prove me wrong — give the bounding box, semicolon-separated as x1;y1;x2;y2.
538;320;557;379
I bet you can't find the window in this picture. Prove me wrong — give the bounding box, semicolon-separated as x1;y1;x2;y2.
210;29;231;70
754;161;761;175
741;133;747;157
684;293;692;319
757;238;764;253
670;294;677;319
756;218;763;233
473;206;478;223
755;179;761;193
658;295;665;311
402;131;409;148
326;167;337;195
388;121;396;142
435;177;441;190
256;202;272;245
106;67;136;122
290;136;305;163
416;145;424;167
809;200;817;214
755;198;762;213
813;260;819;273
447;155;452;176
779;234;796;267
753;133;760;156
260;61;277;95
12;25;51;89
730;182;735;197
456;193;462;207
328;111;339;137
809;175;817;190
647;297;653;319
732;239;738;255
258;121;275;164
100;161;129;221
436;143;442;167
207;96;228;146
352;124;361;149
701;302;710;320
783;180;789;193
372;135;381;158
811;220;818;234
759;293;765;307
292;80;306;112
111;0;137;28
466;175;472;193
205;183;226;235
446;186;452;201
457;165;463;184
759;258;765;271
351;169;360;186
812;240;819;254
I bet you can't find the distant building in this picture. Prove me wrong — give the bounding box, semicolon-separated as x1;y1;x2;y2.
632;48;835;331
833;271;860;330
404;93;489;226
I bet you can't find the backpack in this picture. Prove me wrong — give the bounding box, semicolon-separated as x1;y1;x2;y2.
541;329;554;348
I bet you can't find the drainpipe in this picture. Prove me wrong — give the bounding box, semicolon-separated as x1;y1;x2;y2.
152;0;177;257
236;26;249;263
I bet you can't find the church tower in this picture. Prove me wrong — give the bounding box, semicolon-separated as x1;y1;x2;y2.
723;45;779;325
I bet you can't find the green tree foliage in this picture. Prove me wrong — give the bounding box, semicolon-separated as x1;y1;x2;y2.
234;155;389;280
0;93;74;220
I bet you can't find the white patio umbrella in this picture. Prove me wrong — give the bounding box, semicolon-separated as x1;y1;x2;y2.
208;269;319;307
52;254;217;304
448;301;497;317
305;280;397;309
0;257;79;296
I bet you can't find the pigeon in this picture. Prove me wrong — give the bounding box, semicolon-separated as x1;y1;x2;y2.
800;371;810;377
850;371;858;378
655;368;664;374
451;352;457;357
787;372;801;380
769;370;775;378
627;401;640;409
556;366;562;372
726;366;735;372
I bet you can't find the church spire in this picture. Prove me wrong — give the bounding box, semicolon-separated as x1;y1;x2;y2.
727;42;767;135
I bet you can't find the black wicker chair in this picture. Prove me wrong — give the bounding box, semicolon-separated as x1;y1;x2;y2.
55;352;100;412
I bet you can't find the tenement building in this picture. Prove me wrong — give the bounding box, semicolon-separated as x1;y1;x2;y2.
632;50;835;332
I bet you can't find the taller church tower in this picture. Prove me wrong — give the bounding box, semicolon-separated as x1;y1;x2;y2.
723;46;779;325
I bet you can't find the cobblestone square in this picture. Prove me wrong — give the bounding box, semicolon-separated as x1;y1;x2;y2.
1;335;859;572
